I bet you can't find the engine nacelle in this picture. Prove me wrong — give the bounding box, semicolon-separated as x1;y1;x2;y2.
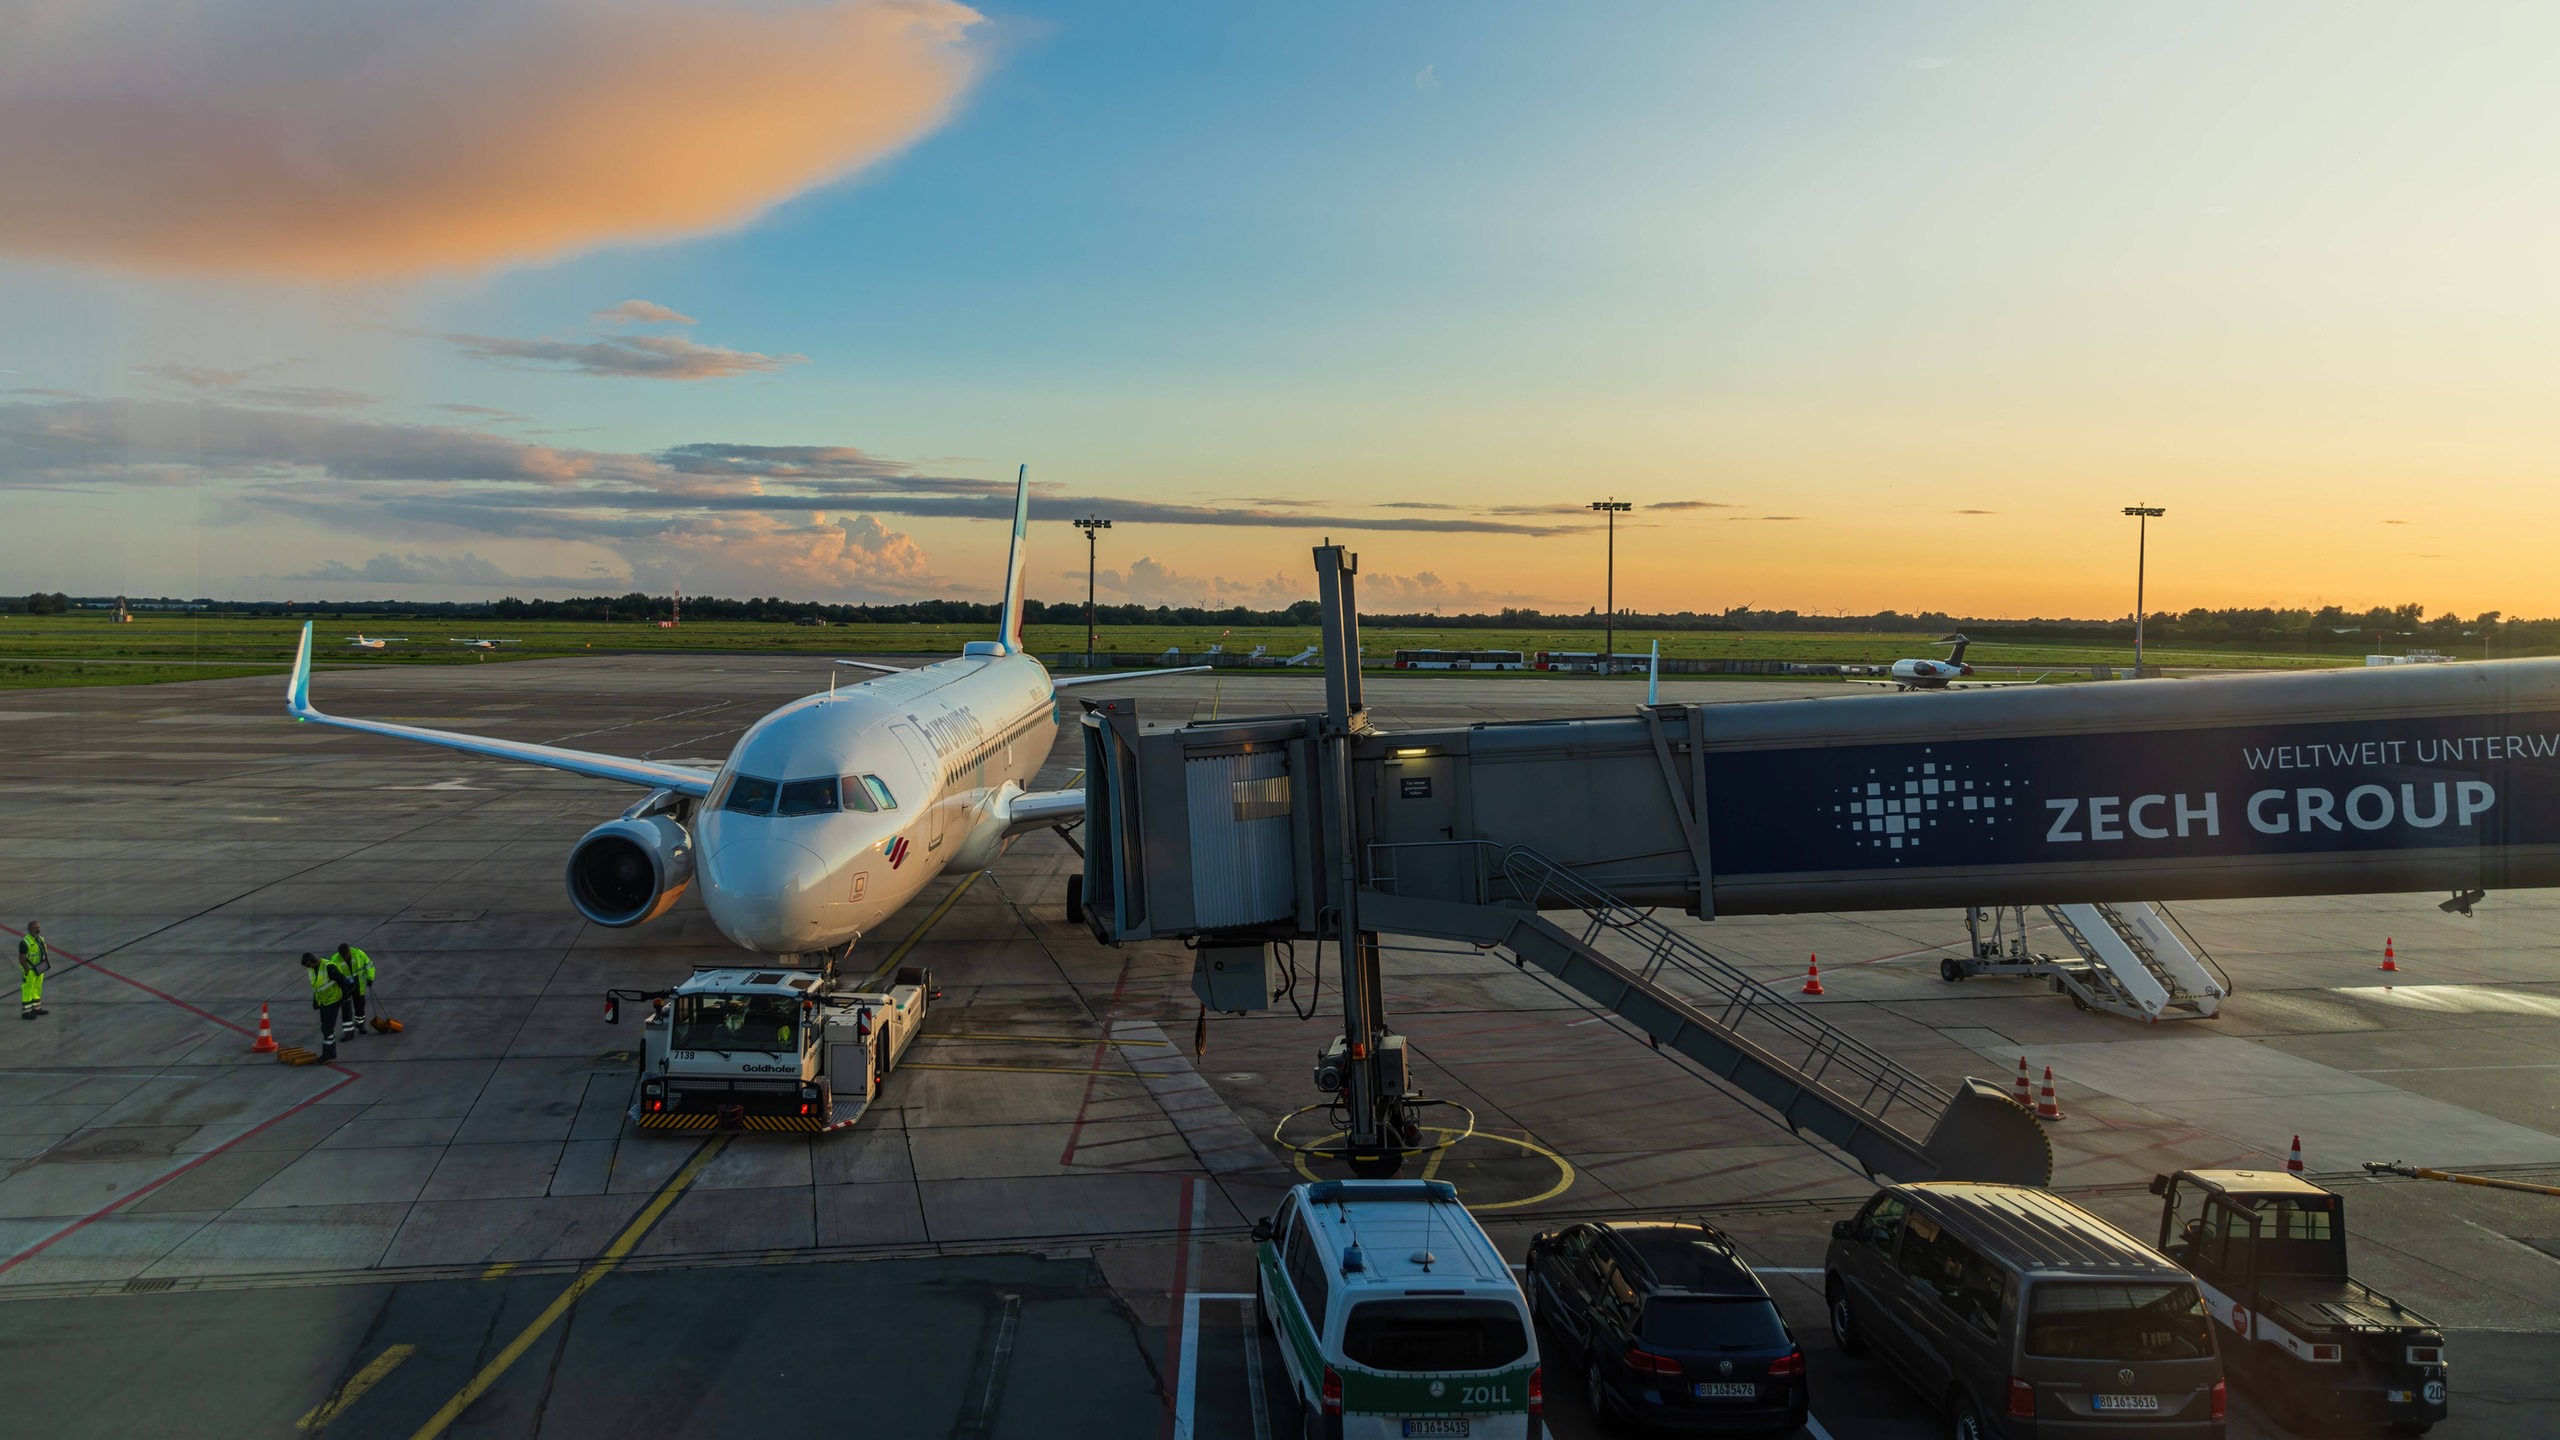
565;814;695;928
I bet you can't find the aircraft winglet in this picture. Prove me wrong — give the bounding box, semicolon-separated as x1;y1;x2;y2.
1647;640;1660;706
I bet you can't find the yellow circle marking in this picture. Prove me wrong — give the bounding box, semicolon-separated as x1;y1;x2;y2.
1283;1122;1576;1212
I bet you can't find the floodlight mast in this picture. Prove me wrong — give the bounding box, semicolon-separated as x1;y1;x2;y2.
1074;516;1112;672
2123;504;2166;676
1591;500;1632;674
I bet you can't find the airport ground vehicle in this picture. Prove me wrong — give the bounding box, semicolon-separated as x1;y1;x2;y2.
609;962;930;1132
1524;1220;1806;1434
1826;1183;2226;1439
1253;1179;1542;1439
1393;649;1528;670
2152;1169;2447;1434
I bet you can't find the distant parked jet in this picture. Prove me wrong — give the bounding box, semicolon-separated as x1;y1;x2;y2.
1848;635;2045;691
448;637;520;651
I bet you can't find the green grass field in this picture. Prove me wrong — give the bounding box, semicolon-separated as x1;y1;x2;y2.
0;612;2368;691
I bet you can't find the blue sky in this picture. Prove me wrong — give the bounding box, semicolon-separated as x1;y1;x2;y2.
6;3;2558;615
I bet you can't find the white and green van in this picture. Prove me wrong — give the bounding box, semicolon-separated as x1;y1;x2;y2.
1252;1179;1543;1439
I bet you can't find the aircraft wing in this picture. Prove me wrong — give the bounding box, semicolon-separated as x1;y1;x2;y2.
285;623;718;796
1944;678;2050;688
833;659;912;675
997;786;1086;837
1052;664;1213;689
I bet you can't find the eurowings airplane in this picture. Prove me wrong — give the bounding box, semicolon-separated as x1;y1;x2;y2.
1847;634;2046;691
285;469;1204;959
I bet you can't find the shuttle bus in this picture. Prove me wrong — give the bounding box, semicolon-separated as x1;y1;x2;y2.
1532;650;1653;673
1393;648;1527;670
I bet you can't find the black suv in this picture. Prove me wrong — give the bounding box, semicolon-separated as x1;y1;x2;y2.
1526;1220;1808;1434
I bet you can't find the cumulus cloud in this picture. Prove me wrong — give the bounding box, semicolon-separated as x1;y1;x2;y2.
1358;570;1542;612
595;300;697;327
1094;557;1307;610
285;551;612;588
444;331;804;380
0;0;985;277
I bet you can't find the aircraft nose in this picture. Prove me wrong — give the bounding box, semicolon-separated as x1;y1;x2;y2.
700;836;832;952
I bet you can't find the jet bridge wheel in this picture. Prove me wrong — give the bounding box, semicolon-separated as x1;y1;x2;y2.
1939;958;1966;983
1064;873;1084;925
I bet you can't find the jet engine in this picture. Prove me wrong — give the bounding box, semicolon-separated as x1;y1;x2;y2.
565;813;695;927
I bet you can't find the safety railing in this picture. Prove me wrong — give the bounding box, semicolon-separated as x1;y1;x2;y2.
1494;844;1950;1136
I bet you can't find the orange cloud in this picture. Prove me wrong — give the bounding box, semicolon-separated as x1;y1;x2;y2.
0;1;983;277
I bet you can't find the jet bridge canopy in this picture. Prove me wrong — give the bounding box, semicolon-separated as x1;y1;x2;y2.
1075;542;2560;1186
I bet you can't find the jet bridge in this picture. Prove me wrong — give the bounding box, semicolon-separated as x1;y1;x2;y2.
1077;544;2560;1182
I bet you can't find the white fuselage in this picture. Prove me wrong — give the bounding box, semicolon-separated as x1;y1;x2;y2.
1888;657;1971;689
692;651;1058;955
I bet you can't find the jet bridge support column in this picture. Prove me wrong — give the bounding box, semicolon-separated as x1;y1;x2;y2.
1315;543;1413;1176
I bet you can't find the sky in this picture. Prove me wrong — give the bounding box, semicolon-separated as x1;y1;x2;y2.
5;1;2559;619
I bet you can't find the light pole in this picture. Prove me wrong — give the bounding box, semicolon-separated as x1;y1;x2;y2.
1074;515;1111;671
2123;504;2165;677
1590;499;1631;674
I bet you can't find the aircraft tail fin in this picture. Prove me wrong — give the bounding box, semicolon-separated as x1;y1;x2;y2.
997;464;1030;654
1942;633;1972;665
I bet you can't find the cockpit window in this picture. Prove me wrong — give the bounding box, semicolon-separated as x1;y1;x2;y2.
840;777;879;813
722;775;780;815
862;775;899;810
776;778;840;816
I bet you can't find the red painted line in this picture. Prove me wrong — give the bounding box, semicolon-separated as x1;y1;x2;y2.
1157;1174;1197;1436
1058;957;1134;1167
0;923;361;1276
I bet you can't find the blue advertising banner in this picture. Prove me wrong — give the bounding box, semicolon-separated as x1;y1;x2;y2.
1704;711;2560;877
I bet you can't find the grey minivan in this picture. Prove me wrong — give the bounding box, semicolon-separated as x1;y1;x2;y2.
1824;1183;2226;1439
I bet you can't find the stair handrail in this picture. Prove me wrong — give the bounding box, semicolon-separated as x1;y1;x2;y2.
1495;844;1948;1127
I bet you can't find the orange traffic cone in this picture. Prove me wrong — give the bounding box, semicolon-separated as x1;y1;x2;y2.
2286;1135;2304;1174
250;1003;279;1054
1800;956;1824;996
2379;937;2398;972
2036;1066;2064;1122
2013;1057;2034;1110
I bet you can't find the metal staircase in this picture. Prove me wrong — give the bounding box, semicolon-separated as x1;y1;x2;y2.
2043;903;2226;1020
1359;843;2052;1186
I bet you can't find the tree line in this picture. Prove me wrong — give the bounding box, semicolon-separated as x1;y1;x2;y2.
15;590;2549;653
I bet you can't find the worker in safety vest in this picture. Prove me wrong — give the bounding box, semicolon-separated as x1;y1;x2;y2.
18;921;48;1019
302;951;350;1061
334;942;376;1036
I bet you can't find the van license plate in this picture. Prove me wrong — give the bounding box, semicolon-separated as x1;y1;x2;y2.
1401;1422;1468;1438
1694;1383;1756;1398
2092;1395;2159;1412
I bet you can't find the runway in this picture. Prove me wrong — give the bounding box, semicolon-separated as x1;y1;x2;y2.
2;657;2554;1437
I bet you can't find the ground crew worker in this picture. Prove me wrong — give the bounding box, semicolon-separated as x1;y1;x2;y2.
302;951;351;1061
18;921;49;1019
334;942;376;1035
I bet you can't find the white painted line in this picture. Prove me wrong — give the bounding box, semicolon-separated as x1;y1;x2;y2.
1175;1292;1203;1440
1756;1267;1823;1275
2463;1218;2560;1268
1805;1414;1838;1440
1242;1295;1272;1440
1171;1182;1209;1440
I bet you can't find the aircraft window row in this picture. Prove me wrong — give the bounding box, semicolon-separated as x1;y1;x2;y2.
722;773;898;816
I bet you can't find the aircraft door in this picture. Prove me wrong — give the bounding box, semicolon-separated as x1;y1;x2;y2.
1375;753;1471;901
889;722;946;853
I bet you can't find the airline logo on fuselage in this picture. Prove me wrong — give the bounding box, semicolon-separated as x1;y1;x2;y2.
884;835;911;868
